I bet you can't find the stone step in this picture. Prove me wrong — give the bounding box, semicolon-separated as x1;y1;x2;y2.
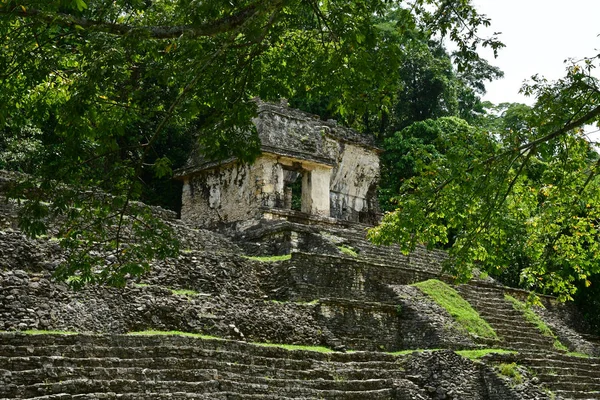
0;356;402;380
552;389;600;399
2;379;221;398
502;341;557;352
0;334;401;362
498;336;557;348
0;347;313;368
535;373;600;386
24;394;229;400
528;365;600;378
537;380;600;392
1;366;398;390
477;314;545;328
465;301;521;313
3;378;399;399
520;355;600;368
22;391;397;400
0;352;402;377
494;328;554;342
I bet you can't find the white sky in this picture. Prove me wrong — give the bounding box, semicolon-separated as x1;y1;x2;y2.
472;0;600;106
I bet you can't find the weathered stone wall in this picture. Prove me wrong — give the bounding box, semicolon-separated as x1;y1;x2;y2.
329;142;380;222
179;101;380;226
181;158;272;228
402;350;551;400
0;332;547;400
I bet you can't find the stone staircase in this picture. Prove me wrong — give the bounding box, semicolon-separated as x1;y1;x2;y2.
455;284;600;399
2;212;599;399
2;332;553;400
0;333;409;400
486;351;600;400
455;284;558;352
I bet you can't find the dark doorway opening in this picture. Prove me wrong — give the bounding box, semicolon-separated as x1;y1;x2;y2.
283;169;303;211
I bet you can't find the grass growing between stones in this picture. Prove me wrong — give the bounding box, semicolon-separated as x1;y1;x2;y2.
127;330;223;340
243;254;291;262
388;349;441;356
497;362;523;384
127;331;333;353
170;288;200;297
456;348;517;359
22;329;78;335
566;351;590;358
412;279;497;340
255;343;333;353
504;294;568;351
134;283;205;298
388;348;515;359
338;245;358;257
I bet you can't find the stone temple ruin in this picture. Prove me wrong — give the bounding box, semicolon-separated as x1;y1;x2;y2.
1;104;600;399
175;100;380;229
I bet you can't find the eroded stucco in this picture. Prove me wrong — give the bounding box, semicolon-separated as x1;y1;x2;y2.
329;143;380;222
178;101;380;226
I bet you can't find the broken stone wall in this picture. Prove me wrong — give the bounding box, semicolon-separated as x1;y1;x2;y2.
181;157;284;228
255;102;380;223
179;101;381;226
329;142;380;223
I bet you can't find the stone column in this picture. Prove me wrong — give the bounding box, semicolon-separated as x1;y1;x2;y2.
283;187;293;209
301;165;331;216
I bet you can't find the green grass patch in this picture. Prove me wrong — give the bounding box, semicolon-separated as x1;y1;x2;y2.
22;329;78;335
255;343;333;353
497;362;523;384
566;351;590;358
243;254;291;262
134;284;202;298
127;331;332;353
456;348;517;359
389;348;515;359
265;299;319;306
338;245;358;257
127;330;222;340
388;348;442;356
412;280;497;340
296;299;320;305
504;294;567;351
170;288;200;297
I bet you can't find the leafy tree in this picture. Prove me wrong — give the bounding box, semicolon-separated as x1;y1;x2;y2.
370;56;600;302
0;0;503;286
283;10;503;137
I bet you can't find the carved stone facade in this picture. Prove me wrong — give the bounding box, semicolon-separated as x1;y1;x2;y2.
176;101;380;228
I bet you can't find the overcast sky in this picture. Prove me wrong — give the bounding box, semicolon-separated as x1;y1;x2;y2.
472;0;600;106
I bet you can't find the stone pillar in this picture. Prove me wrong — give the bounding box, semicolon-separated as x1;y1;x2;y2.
284;186;293;209
301;165;331;216
180;178;192;220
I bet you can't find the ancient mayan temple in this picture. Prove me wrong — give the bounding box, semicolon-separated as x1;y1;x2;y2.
175;100;381;229
2;103;600;398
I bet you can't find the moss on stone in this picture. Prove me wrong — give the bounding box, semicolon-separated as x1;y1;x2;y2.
413;279;497;340
127;330;222;340
497;362;523;384
504;294;567;352
22;329;78;335
243;254;291;262
456;348;516;359
338;245;358;257
255;342;333;353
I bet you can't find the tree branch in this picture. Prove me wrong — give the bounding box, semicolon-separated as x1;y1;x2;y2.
3;0;282;39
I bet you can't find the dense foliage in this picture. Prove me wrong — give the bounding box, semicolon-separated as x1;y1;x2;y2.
370;56;600;303
0;0;502;286
5;0;599;315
